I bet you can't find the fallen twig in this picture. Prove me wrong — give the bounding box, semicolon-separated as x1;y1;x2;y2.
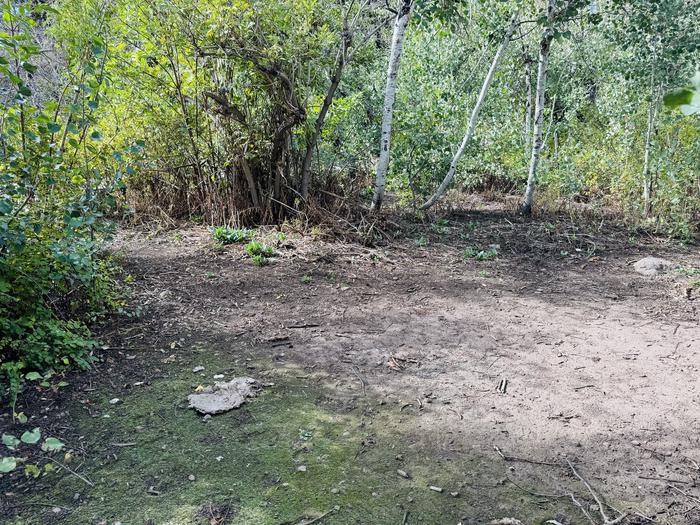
494;446;560;467
567;459;627;525
42;455;94;487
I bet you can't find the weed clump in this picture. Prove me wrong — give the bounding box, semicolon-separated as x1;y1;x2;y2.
464;246;498;261
212;227;255;245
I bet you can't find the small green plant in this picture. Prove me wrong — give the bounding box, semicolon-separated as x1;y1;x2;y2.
415;236;428;247
245;241;274;257
676;266;700;277
212;227;255;245
301;275;312;284
276;231;287;242
464;246;498;261
245;241;274;266
1;426;65;475
251;254;269;267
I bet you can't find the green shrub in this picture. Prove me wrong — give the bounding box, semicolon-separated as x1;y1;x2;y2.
0;1;130;414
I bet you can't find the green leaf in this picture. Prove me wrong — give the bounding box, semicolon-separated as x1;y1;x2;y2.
25;371;41;381
41;437;65;452
47;123;61;133
20;428;41;444
21;62;37;74
664;88;693;109
16;413;27;424
1;434;20;450
89;131;102;142
0;457;17;473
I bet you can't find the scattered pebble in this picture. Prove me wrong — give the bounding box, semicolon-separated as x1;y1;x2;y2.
188;474;196;481
450;492;459;497
213;374;224;379
192;366;205;373
429;486;443;493
330;488;339;494
397;469;410;479
109;398;121;405
297;465;307;472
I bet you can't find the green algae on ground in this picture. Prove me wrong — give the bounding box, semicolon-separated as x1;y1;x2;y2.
8;351;558;525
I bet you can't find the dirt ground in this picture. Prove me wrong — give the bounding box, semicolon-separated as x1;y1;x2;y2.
2;207;700;525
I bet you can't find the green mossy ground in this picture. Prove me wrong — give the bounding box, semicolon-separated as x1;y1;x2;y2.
8;349;555;525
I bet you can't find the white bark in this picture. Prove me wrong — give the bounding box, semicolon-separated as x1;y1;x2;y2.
521;0;555;215
523;52;533;158
370;0;412;212
421;15;518;210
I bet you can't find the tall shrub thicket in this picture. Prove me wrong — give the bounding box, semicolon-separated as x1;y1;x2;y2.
0;0;137;408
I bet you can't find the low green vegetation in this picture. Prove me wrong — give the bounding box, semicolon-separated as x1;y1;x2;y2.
212;227;255;245
464;246;499;261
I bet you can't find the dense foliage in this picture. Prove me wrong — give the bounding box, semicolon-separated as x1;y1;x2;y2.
0;1;137;412
2;0;700;405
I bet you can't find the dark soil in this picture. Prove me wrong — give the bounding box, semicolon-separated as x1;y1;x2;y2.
2;206;699;525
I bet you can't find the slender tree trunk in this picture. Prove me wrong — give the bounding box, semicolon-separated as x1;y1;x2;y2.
521;0;555;216
642;91;657;217
370;0;413;212
300;32;351;200
239;157;260;209
522;45;533;158
421;15;518;210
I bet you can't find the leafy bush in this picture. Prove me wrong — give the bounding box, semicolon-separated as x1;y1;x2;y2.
0;2;130;413
213;227;255;245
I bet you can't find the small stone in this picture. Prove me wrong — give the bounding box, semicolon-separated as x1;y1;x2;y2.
631;440;641;446
429;486;443;493
51;507;62;514
192;366;205;373
297;465;307;472
330;488;339;494
450;492;459;497
213;374;224;379
188;474;196;481
109;398;121;405
633;257;673;277
397;469;410;479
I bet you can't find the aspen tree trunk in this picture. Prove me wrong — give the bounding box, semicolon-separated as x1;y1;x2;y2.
521;0;555;215
522;44;533;158
370;0;413;212
421;15;518;210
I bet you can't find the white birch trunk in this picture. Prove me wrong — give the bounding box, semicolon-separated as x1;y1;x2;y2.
370;0;412;212
421;15;518;210
522;50;533;158
521;0;555;215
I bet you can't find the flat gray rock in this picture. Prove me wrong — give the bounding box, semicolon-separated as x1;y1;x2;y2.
188;377;260;415
633;256;673;277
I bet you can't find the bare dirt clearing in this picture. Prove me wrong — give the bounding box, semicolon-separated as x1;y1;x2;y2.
3;210;700;525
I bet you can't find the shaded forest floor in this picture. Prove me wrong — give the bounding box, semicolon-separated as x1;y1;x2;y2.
3;206;700;525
